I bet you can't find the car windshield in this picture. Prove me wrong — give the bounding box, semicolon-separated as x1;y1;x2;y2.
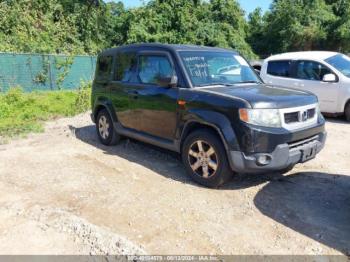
325;54;350;78
179;51;261;87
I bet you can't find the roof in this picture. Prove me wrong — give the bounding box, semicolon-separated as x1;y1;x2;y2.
265;51;339;61
100;43;238;55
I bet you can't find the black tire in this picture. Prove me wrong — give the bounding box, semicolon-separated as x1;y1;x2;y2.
181;129;234;188
279;164;295;175
345;102;350;122
96;109;120;146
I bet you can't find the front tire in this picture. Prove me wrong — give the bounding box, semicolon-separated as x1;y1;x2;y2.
96;109;120;146
345;102;350;122
182;129;233;188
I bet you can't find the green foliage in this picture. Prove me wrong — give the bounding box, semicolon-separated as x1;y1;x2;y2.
247;0;350;57
0;83;91;139
121;0;256;58
33;57;50;84
0;0;111;54
74;81;92;113
0;0;256;58
2;0;350;61
54;56;74;89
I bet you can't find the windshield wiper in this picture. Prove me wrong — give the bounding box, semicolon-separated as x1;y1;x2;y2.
197;83;235;87
238;80;262;84
196;81;261;87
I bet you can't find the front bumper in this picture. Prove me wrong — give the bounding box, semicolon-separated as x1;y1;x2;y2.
229;131;327;173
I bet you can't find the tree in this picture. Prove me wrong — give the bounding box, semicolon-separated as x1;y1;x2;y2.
247;8;269;57
0;0;113;54
246;0;350;57
326;0;350;52
122;0;256;58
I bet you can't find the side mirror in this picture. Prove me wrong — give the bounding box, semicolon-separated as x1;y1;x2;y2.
158;75;178;88
169;75;178;88
322;73;337;82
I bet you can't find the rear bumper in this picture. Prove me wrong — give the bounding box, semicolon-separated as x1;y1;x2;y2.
229;131;327;173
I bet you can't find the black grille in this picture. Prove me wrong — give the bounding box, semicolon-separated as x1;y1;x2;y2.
284;112;299;124
307;108;316;119
284;108;316;124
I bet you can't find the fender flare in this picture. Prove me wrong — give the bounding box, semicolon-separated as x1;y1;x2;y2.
178;109;240;152
92;97;118;123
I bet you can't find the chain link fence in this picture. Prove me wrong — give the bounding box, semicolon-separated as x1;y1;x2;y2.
0;53;97;92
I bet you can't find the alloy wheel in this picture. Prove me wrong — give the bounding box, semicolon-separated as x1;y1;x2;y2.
188;140;218;178
98;115;110;139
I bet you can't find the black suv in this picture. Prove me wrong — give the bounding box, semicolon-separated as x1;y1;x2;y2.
91;44;326;187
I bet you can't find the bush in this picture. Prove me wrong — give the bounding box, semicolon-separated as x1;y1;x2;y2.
3;86;24;104
0;83;91;139
74;81;92;114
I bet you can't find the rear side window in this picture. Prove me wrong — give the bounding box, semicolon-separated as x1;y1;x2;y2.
115;52;137;82
138;55;173;85
295;60;332;81
267;60;292;77
96;56;112;81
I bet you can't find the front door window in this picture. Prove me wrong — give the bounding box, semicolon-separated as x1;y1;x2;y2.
138;55;173;86
296;61;332;81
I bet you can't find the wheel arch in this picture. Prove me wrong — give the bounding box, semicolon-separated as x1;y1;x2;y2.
92;99;118;123
344;98;350;121
180;121;227;151
178;110;240;170
345;98;350;111
179;120;238;173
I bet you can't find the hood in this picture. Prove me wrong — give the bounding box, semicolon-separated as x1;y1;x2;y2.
200;83;318;109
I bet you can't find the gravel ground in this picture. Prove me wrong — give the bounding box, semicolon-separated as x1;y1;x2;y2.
0;112;349;255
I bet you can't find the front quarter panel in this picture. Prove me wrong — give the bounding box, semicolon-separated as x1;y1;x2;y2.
178;89;249;152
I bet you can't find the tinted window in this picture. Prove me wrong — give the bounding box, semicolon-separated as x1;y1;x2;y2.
267;60;292;77
96;56;112;80
325;54;350;78
296;61;332;81
138;55;173;85
115;52;137;82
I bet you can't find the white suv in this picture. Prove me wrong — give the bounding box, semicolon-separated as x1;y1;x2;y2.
261;51;350;121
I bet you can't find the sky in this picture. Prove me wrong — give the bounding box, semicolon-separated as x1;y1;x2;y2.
105;0;272;15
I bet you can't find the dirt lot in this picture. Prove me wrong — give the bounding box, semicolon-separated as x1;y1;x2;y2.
0;113;349;255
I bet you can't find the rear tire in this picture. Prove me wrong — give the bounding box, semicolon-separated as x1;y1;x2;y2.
96;109;120;146
182;129;234;188
345;102;350;122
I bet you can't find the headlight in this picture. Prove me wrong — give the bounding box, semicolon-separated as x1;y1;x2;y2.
239;108;281;128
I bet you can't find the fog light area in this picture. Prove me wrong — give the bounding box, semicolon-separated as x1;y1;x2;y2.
256;154;272;166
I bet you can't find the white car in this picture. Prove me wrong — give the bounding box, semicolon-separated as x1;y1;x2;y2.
261;51;350;121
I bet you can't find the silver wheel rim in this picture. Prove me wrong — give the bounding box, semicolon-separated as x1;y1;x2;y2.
98;115;110;139
188;140;218;178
